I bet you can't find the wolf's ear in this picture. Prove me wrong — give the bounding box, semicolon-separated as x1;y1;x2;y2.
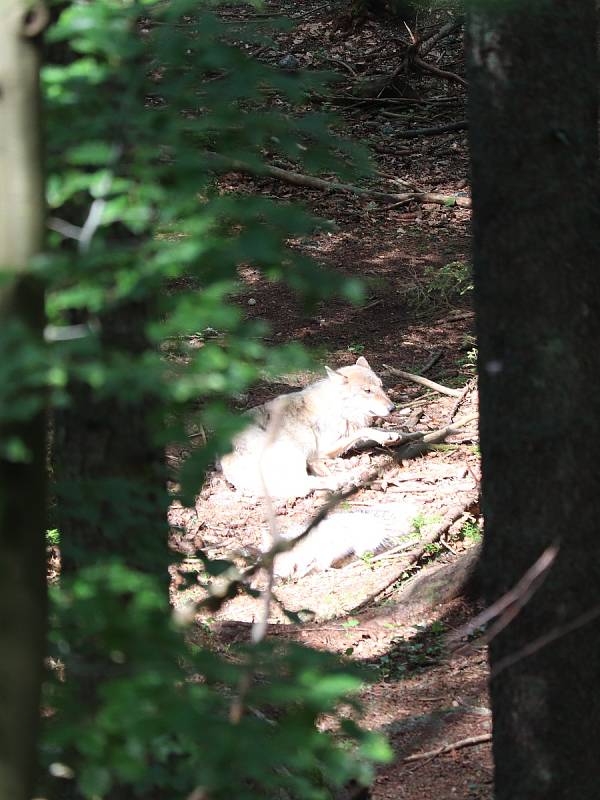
355;355;370;369
325;366;348;383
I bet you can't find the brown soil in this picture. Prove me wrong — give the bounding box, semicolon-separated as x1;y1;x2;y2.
169;3;492;798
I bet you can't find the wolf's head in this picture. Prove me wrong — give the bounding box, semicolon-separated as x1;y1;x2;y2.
325;356;395;424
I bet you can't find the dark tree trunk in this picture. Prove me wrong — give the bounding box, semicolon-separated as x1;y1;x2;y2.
0;4;48;800
54;301;169;573
467;2;600;798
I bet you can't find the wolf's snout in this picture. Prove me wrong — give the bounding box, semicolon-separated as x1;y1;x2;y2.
373;394;395;416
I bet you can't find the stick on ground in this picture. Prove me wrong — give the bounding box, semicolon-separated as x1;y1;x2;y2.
383;365;463;397
202;151;471;209
405;733;492;764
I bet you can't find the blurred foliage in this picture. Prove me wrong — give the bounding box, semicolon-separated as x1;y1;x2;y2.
42;565;391;799
10;0;392;797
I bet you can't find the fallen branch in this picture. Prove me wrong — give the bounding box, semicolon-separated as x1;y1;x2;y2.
394;414;478;463
395;392;438;410
415;413;478;446
413;54;467;87
393;120;468;139
405;733;491;764
387;15;466;88
383;366;464;397
419;15;465;57
419;349;444;374
202;151;471;209
447;377;476;423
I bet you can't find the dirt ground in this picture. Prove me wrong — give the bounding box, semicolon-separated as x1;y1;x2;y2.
169;3;493;798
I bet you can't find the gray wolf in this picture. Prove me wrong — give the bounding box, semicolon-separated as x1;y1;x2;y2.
220;356;398;497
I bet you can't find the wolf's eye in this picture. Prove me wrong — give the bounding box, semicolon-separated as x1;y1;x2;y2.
364;387;372;394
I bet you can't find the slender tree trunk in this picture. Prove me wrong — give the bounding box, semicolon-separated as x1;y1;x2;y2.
467;2;600;798
0;3;48;799
54;301;169;574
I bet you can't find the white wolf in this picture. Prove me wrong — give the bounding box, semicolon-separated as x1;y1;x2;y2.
220;356;398;497
265;503;419;579
268;514;389;579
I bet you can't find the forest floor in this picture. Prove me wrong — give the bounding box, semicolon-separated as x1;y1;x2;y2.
169;2;493;798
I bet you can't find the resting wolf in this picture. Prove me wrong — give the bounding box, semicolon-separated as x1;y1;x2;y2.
220;356;398;497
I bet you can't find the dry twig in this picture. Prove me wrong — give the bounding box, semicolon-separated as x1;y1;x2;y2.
394;119;468;138
383;365;463;397
405;733;491;764
447;543;560;650
413;55;467;87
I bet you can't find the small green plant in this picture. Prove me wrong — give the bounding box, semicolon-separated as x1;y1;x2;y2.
410;513;428;536
458;335;478;373
406;260;473;311
377;622;447;680
341;618;361;630
347;343;365;354
359;551;376;567
410;513;441;537
423;542;442;556
460;519;483;542
429;620;447;635
46;529;61;547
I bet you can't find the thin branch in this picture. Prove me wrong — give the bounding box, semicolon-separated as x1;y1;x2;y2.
383;366;464;397
419;349;444;374
47;216;82;240
327;57;359;78
405;733;491;764
413;54;467;87
393;119;468;139
419;15;465;57
492;603;600;678
294;2;331;20
446;377;476;423
342;538;421;569
448;543;560;647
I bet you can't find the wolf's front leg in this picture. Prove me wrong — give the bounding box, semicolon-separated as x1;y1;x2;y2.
322;428;402;459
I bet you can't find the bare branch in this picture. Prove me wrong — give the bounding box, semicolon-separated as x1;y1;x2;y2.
383;365;464;397
202;151;471;209
405;733;491;764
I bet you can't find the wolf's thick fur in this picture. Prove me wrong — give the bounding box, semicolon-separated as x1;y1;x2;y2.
220;357;397;497
265;502;419;578
268;514;389;579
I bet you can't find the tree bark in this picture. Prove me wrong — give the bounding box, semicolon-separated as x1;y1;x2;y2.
467;2;600;798
0;3;48;800
54;301;169;574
